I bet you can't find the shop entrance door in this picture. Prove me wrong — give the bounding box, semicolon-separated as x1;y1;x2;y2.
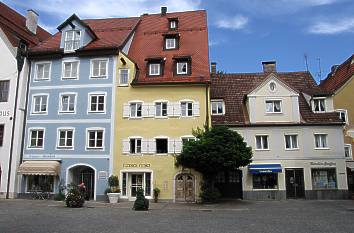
175;174;195;202
215;170;243;199
79;168;95;200
347;168;354;195
285;168;305;199
131;174;143;198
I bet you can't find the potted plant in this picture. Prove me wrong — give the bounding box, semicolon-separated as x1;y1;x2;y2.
153;187;160;203
106;175;120;203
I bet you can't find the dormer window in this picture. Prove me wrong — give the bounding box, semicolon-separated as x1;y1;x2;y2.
173;56;191;76
313;98;326;112
168;18;178;30
146;57;164;77
164;34;179;50
266;100;282;113
149;63;161;76
64;30;81;51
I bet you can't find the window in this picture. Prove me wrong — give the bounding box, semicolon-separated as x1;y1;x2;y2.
130;102;142;118
169;20;177;29
119;69;129;85
253;173;278;189
35;63;51;80
155;102;167;117
255;135;269;150
64;30;81;51
130;138;142;154
269;82;276;92
89;94;105;113
27;175;54;192
32;95;48;114
91;59;108;78
0;125;4;147
156;138;168;154
313;98;326;112
149;63;161;76
62;61;79;79
345;144;352;159
336;110;348;124
314;134;328;149
182;137;195;145
57;129;73;149
285;135;298;150
165;38;176;49
29;129;44;148
211;100;224;115
312;168;337;189
59;94;76;113
266;100;282;113
0;80;9;102
87;129;104;149
176;62;188;75
181;102;193;117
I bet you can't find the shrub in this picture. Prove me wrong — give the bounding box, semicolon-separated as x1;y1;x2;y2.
133;188;149;211
199;184;220;203
65;184;85;208
107;175;120;193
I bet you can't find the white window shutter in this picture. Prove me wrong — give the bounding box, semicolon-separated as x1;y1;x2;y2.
148;140;156;154
174;139;182;154
142;103;149;117
148;103;155;117
193;101;200;116
173;102;181;117
123;104;130;118
122;139;130;154
141;140;148;154
168;139;175;154
167;102;174;116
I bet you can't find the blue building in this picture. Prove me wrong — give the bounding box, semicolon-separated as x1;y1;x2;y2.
19;15;139;200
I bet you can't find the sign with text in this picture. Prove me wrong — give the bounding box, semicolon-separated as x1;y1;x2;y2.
123;163;151;168
0;110;10;117
310;162;336;167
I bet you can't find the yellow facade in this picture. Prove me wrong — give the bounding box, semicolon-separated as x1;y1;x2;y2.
113;52;210;201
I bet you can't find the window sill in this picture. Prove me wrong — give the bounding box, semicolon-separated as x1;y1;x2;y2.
265;112;283;115
27;147;44;150
155;153;168;156
61;77;79;80
31;112;48;115
118;84;129;87
86;147;104;150
285;148;300;151
255;149;270;151
59;111;76;114
90;76;108;79
56;147;74;150
88;111;106;114
211;113;225;116
34;79;50;82
252;188;279;191
129;117;143;120
314;148;330;150
155;116;168;119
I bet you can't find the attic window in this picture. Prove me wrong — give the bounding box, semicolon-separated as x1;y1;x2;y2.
313;98;326;112
64;30;81;51
269;82;276;92
164;34;179;50
168;18;178;30
173;56;191;76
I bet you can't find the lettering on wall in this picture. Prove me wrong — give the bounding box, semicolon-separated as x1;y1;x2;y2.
123;163;151;168
310;162;336;167
0;110;10;117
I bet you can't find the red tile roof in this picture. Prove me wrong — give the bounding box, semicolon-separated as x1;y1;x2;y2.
128;10;210;85
211;71;342;126
29;17;140;54
320;54;354;93
0;2;51;47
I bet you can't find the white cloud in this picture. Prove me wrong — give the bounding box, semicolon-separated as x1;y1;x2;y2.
9;0;201;18
308;17;354;34
216;15;249;30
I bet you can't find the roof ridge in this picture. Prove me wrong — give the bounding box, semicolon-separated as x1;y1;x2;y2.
83;16;141;21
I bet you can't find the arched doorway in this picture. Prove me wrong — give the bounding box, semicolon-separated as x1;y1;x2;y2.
67;164;95;200
175;173;195;202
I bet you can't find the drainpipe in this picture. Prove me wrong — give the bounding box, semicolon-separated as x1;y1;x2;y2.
205;83;210;128
6;41;27;199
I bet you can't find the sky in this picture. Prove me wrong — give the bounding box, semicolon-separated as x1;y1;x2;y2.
4;0;354;83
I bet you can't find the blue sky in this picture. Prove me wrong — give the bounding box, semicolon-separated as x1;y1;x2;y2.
5;0;354;83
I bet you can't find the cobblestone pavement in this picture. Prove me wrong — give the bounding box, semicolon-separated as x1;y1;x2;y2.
1;199;354;233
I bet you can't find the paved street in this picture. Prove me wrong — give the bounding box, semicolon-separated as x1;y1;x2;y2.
1;199;354;233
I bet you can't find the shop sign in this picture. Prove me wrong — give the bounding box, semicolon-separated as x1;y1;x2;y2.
0;110;10;117
123;163;151;168
98;171;108;180
310;162;336;167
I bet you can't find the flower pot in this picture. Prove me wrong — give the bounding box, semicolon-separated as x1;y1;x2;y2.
107;193;120;203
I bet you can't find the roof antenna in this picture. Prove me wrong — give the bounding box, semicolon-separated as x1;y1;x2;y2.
316;57;322;83
304;53;309;72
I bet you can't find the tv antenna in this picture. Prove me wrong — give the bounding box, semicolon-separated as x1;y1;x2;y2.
304;53;309;72
316;57;322;82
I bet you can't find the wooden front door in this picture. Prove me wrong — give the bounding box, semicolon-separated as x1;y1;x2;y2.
175;174;195;202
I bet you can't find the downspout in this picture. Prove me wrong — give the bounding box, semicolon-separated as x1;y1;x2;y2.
6;41;27;199
205;83;210;128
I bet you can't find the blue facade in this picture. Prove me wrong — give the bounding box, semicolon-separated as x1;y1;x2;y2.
22;19;116;200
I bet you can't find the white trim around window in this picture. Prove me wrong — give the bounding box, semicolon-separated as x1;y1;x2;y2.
149;63;161;76
180;100;194;117
87;92;107;114
314;133;329;150
284;134;299;150
58;92;77;114
255;134;270;151
118;68;130;86
64;30;81;52
211;99;225;115
265;99;282;114
31;93;49;115
86;127;105;150
34;61;51;81
345;144;352;159
56;127;75;150
335;109;349;124
61;59;80;80
129;100;143;118
312;97;326;113
154;100;169;118
27;127;45;150
90;58;109;79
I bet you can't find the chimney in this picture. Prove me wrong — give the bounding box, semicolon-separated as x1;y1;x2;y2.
161;6;167;16
262;61;276;73
211;62;217;76
26;9;38;34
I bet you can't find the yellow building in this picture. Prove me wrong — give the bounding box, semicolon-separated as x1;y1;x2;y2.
320;54;354;195
113;9;210;202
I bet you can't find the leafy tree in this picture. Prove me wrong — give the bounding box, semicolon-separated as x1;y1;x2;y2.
175;126;252;202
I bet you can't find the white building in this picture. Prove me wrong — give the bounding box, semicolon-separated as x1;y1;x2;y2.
0;3;50;198
211;61;348;200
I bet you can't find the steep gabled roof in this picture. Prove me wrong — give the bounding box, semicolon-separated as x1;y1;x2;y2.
211;71;342;126
29;16;140;55
128;10;210;85
320;54;354;93
0;2;51;47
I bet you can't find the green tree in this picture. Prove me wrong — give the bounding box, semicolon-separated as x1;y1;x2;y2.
175;126;252;202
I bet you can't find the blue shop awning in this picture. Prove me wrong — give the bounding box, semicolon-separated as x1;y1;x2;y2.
248;164;282;174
